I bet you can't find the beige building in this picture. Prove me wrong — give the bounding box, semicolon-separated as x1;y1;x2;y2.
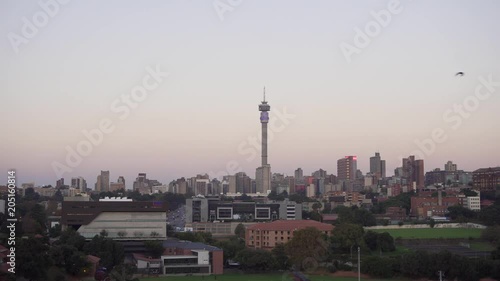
246;220;334;249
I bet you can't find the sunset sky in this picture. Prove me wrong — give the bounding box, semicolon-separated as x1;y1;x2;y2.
1;0;500;187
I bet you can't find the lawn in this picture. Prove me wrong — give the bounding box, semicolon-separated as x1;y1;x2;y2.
139;274;405;281
370;228;482;239
469;241;496;251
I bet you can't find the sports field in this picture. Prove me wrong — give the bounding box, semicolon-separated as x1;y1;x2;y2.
139;274;403;281
371;227;482;239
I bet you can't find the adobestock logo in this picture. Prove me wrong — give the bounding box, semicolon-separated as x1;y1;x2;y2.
8;0;70;54
340;0;409;63
401;74;499;161
51;65;169;178
213;0;243;21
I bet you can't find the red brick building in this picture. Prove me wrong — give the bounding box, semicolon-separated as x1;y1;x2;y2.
410;195;459;219
246;220;334;249
473;167;500;192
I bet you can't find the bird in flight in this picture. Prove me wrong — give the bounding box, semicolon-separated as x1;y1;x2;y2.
455;72;464;76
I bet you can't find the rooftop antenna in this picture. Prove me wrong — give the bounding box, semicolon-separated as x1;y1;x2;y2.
263;86;266;102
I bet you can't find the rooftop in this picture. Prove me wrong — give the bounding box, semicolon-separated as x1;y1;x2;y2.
162;239;222;252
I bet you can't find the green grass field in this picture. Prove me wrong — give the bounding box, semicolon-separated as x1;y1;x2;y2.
139;274;404;281
370;228;482;239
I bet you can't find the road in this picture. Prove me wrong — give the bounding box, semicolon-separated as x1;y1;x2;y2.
167;204;186;231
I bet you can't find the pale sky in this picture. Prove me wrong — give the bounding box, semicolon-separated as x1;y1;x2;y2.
1;0;500;187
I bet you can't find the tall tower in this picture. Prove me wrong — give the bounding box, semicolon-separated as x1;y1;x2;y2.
256;88;271;194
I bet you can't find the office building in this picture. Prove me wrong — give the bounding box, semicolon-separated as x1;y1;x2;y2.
337;156;357;181
402;156;425;188
185;197;302;224
95;170;110;192
370;152;386;179
71;177;87;190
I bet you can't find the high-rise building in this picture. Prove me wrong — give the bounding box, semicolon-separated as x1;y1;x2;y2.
402;156;425;188
256;89;271;194
228;175;237;194
337;156;357;181
370;152;386;179
56;178;64;188
294;168;304;181
95;175;101;192
117;176;126;188
312;169;327;179
133;173;149;193
235;172;251;194
445;161;457;172
71;177;87;190
95;170;110;192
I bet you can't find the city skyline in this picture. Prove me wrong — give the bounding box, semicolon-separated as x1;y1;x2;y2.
13;156;490;189
2;1;500;185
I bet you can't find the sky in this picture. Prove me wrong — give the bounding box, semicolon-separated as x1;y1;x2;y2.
1;0;500;187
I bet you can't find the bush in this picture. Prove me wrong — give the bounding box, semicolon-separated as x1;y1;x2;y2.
361;256;394;278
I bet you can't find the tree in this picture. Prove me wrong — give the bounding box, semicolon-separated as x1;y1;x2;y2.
334;206;376;226
58;228;86;251
330;223;365;253
17;237;52;280
234;223;246;239
361;256;394;278
481;226;500;244
235;249;274;271
271;243;289;270
462;188;478;197
24;187;40;201
429;218;436;228
84;235;124;270
268;191;287;201
215;236;245;264
377;232;395;252
49;223;62;237
109;264;139;281
285;227;329;270
479;204;500;226
144;241;165;258
30;203;47;233
364;231;378;251
447;205;477;221
363;231;395;253
312;202;322;211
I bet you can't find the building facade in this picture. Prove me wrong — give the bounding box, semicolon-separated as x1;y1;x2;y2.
245;220;334;249
61;201;168;239
473;167;500;192
337;156;357;181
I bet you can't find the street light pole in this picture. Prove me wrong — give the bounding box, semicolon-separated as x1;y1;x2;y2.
358;246;361;281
